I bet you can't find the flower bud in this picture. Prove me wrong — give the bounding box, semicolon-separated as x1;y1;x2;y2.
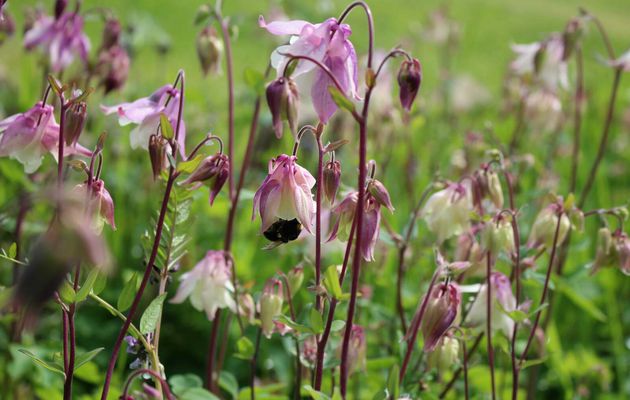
593;227;614;271
423;183;472;243
286;265;304;295
481;217;514;256
340;325;366;375
63;101;87;146
616;234;630;276
260;279;283;338
421;282;461;351
397;58;422;111
486;170;504;209
323;160;341;204
427;336;460;372
562;17;583;61
0;9;14;44
196;26;223;76
527;203;571;249
102;18;122;49
181;153;230;205
368;179;395;212
238;293;256;325
149;135;168;180
97;45;130;94
54;0;68;19
265;77;299;139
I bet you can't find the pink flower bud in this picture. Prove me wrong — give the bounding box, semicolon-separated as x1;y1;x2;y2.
339;325;366;375
63;101;87;146
259;278;283;338
74;179;116;231
238;293;256;325
148;135;168;180
397;58;422;111
102;18;121;49
54;0;67;20
181;153;230;205
367;179;395;212
323;160;341;204
97;45;130;94
421;283;461;351
616;234;630;276
265;77;299;139
196;26;223;76
0;9;15;43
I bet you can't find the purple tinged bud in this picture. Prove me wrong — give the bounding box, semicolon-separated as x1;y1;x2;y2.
149;134;168;180
265;77;299;139
323;160;341;204
368;179;395;212
562;17;583;61
54;0;67;20
63;101;87;146
196;26;223;76
181;153;230;205
0;9;15;43
397;58;422;111
260;278;284;338
97;45;130;94
142;384;161;399
102;18;122;49
421;282;461;351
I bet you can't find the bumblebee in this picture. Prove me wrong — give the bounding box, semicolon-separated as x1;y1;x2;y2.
263;218;302;243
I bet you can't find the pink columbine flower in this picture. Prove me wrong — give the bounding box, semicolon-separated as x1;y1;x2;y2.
252;154;316;235
467;272;517;336
608;49;630;72
101;84;186;156
180;153;229;205
510;35;568;92
170;250;236;321
0;102;91;173
24;10;90;73
73;179;116;231
420;282;461;352
259;15;359;123
328;180;393;262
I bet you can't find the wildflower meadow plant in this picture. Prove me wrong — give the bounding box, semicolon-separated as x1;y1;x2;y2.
0;1;629;400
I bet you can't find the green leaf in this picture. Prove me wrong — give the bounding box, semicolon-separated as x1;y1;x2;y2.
170;373;203;395
117;273;138;313
324;139;349;153
520;357;548;369
328;86;355;114
59;281;76;304
555;278;606;322
177;154;204;174
506;309;528;323
219;371;239;400
140;293;168;334
18;349;66;377
75;347;104;370
243;68;265;95
275;314;313;334
160;113;174;139
235;336;255;360
194;5;213;25
47;75;63;95
387;364;400;399
75;269;99;302
323;265;343;300
180;387;221;400
309;308;324;334
330;320;346;332
303;384;331;400
8;242;17;259
93;272;107;295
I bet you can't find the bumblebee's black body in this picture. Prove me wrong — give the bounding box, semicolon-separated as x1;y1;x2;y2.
264;218;302;243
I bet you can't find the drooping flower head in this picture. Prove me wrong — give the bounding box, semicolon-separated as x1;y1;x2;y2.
467;272;517;336
24;7;90;72
170;250;236;320
73;179;116;231
101;84;186;156
0;102;91;173
527;201;571;249
259;278;284;338
608;49;630;72
181;153;229;205
0;8;15;44
253;154;315;236
427;336;460;372
510;34;568;92
420;282;461;351
593;228;630;276
423;183;473;243
260;15;359;123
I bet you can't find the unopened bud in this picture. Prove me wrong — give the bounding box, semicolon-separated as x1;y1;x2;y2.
149;135;168;180
486;171;504;209
238;293;255;325
260;279;283;338
420;282;461;351
323;160;341;204
527;204;571;249
594;228;614;271
562;17;583;61
344;325;366;375
0;9;14;43
265;77;299;139
368;179;395;212
102;18;122;49
196;26;223;76
568;208;584;232
481;218;514;256
616;234;630;276
64;101;87;146
54;0;67;19
397;58;422;111
97;45;130;94
181;153;229;205
427;336;460;371
286;265;304;295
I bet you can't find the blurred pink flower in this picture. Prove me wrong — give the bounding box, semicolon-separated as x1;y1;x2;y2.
24;11;90;72
608;49;630;72
170;250;236;320
180;153;229;205
0;102;91;173
420;282;461;351
101;84;186;156
467;272;517;336
252;154;315;234
259;15;359;123
74;179;116;231
510;35;568;91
